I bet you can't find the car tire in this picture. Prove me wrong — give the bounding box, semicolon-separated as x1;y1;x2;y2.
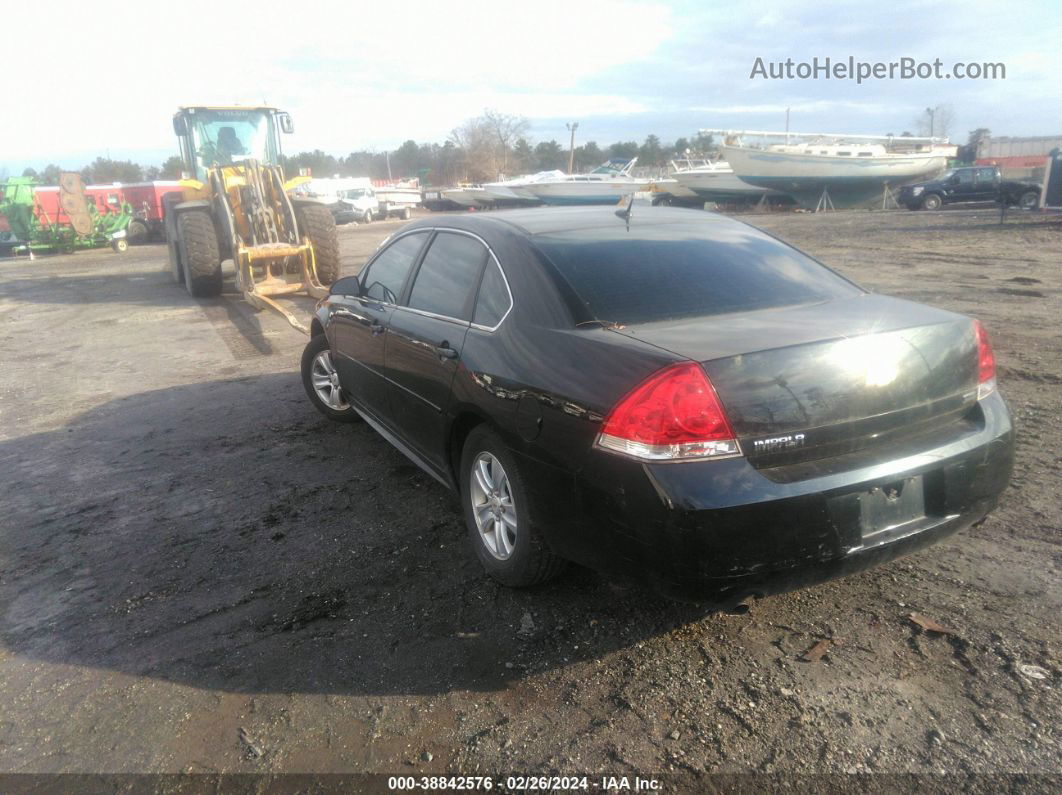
363;209;372;224
301;334;360;422
460;425;566;587
920;194;942;210
111;238;129;253
177;211;222;297
1018;190;1039;209
296;202;341;285
401;206;412;220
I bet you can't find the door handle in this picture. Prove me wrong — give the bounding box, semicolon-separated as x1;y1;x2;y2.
435;344;459;360
370;321;385;336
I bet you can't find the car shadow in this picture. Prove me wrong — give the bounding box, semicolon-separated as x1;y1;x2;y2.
0;373;713;696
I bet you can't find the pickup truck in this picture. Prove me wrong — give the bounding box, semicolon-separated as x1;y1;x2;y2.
898;166;1040;210
334;185;416;224
296;178;418;225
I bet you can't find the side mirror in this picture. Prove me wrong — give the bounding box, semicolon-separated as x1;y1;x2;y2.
172;115;188;136
329;275;362;296
278;113;294;134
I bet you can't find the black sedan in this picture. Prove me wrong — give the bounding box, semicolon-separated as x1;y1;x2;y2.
301;206;1013;605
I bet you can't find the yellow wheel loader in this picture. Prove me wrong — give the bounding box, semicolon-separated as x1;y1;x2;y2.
163;106;339;332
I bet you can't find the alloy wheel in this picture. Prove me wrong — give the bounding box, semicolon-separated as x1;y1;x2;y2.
470;452;517;560
310;350;349;410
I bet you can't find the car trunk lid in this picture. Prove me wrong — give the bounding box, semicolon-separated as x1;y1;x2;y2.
610;294;980;468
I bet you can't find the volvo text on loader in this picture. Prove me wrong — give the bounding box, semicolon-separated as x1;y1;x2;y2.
164;106;340;332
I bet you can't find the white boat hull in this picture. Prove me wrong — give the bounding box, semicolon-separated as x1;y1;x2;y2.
651;178;698;199
673;169;771;201
722;145;950;206
442;188;485;207
480;184;538;203
522;179;652;205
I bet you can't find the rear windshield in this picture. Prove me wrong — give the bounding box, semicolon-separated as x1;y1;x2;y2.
533;221;862;325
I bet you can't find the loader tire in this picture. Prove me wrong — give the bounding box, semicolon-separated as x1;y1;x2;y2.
297;202;341;285
163;194;184;286
178;211;223;298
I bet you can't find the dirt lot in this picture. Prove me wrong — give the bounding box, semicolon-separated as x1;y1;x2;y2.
0;206;1059;784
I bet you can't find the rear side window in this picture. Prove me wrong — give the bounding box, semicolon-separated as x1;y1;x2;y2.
533;221;861;325
473;260;511;328
407;232;488;320
361;231;427;303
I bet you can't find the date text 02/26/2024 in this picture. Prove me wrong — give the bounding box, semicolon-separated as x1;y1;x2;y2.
387;775;662;791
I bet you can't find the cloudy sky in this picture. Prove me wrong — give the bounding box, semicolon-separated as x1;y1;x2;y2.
4;0;1061;173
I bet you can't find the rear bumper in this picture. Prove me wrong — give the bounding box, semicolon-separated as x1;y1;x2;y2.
558;392;1013;604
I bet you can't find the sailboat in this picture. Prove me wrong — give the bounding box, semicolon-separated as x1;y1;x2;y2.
704;129;957;208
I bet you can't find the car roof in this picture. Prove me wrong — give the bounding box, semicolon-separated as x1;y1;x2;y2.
406;205;742;238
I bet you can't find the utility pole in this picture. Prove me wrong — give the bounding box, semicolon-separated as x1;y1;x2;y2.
566;122;580;174
785;107;790;145
386;151;392;182
926;106;935;137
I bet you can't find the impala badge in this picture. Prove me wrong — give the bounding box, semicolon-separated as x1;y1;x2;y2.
753;433;806;453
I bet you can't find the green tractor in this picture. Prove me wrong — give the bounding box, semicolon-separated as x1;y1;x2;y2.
0;177;36;252
0;174;133;255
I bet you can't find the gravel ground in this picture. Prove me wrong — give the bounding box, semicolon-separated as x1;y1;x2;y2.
0;206;1059;785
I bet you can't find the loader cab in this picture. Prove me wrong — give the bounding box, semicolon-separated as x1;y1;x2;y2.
172;106;294;181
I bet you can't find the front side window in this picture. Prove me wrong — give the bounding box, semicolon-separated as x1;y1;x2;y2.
361;232;428;303
956;170;975;184
407;232;488;320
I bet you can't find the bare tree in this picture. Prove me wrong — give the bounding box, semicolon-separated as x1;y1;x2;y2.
449;118;492;182
482;109;529;177
913;104;955;139
450;110;529;182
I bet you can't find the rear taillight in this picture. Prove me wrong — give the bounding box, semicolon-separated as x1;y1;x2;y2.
974;319;996;399
596;362;740;461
